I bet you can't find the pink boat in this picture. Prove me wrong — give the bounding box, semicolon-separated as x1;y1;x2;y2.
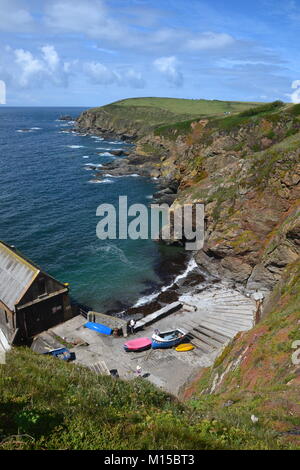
124;337;152;352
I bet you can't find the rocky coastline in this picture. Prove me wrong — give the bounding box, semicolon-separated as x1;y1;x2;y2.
75;103;300;314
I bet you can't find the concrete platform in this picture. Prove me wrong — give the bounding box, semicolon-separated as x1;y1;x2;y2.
41;284;256;397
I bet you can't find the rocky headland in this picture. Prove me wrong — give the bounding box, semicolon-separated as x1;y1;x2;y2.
77;99;300;296
75;98;300;439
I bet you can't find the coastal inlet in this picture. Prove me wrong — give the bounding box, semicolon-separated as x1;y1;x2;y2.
0;106;195;313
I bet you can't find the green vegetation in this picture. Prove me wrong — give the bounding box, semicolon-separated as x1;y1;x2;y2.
0;348;293;450
154;100;289;139
188;260;300;449
111;97;262;116
238;100;284;117
287;103;300;116
85;97;264;138
207;100;285;132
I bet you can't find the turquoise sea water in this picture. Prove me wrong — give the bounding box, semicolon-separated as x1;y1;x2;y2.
0;107;185;312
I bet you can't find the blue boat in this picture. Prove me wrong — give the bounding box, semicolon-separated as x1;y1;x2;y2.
151;328;187;349
43;347;75;361
84;321;112;336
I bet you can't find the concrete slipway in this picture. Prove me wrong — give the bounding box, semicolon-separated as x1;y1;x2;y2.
33;284;257;397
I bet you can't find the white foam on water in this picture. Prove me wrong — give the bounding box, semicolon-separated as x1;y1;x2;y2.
162;258;198;293
83;163;103;169
133;291;160;308
133;257;198;308
67;145;85;149
103;173;140;178
98;151;114;156
30;127;42;130
87;163;103;167
82;156;90;158
88;179;114;184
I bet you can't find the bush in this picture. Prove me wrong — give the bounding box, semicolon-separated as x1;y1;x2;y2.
239;101;284;117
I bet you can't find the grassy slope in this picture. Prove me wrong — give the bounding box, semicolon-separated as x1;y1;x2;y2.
154;100;288;138
184;259;300;449
112;97;263;115
0;347;294;450
84;97;264;134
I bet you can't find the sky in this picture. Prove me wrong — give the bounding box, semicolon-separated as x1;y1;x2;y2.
0;0;300;106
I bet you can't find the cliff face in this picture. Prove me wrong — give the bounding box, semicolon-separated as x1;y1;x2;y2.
77;100;300;293
134;103;300;293
76;100;300;443
76;99;300;293
133;104;300;441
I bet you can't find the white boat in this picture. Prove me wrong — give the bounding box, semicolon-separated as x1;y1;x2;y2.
151;328;187;349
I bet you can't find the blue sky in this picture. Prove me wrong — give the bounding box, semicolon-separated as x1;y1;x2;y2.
0;0;300;106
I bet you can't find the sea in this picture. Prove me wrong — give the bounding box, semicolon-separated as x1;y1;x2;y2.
0;107;192;313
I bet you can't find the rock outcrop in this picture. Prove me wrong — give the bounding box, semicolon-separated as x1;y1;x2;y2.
131;105;300;294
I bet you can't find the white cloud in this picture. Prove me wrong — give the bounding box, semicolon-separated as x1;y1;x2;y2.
84;61;145;88
290;80;300;103
185;32;234;51
84;61;120;85
292;80;300;89
44;0;234;56
0;0;34;32
153;56;183;87
124;69;145;89
0;44;72;89
44;0;123;42
14;49;45;87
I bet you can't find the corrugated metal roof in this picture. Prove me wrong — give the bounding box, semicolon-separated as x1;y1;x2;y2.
0;242;39;311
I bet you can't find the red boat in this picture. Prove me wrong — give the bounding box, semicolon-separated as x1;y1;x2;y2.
124;337;152;352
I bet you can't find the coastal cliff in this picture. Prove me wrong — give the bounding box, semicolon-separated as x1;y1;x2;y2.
77;99;300;295
74;98;300;443
1;98;299;450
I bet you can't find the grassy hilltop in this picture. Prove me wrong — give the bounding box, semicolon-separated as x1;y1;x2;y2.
77;97;264;137
109;96;263;117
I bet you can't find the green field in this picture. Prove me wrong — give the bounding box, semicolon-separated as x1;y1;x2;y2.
111;97;263;116
85;97;266;136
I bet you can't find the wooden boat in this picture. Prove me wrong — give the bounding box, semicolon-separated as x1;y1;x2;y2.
175;343;194;352
124;337;152;352
84;321;112;335
151;328;187;349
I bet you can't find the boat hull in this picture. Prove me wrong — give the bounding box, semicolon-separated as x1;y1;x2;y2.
84;321;112;335
151;328;186;349
151;337;184;349
124;337;152;352
175;343;194;352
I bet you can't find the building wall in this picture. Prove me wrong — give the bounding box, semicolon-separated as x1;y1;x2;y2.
19;272;66;306
16;292;69;339
0;300;14;342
